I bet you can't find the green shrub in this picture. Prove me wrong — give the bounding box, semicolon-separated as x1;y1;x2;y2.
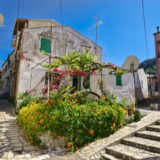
134;109;141;122
17;91;44;114
18;94;125;152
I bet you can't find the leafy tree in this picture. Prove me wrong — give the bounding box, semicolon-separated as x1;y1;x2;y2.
42;49;120;97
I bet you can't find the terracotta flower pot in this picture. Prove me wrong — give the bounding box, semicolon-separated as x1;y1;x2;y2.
128;109;134;115
124;108;128;114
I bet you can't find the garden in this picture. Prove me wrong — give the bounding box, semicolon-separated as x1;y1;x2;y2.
17;50;141;152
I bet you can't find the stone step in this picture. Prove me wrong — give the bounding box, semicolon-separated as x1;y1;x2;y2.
136;130;160;141
105;144;160;160
146;125;160;132
122;137;160;153
101;153;121;160
156;121;160;125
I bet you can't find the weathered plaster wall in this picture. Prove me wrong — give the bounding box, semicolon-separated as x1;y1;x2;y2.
102;68;135;105
0;61;10;96
138;69;148;99
28;20;61;28
135;69;148;100
18;26;102;95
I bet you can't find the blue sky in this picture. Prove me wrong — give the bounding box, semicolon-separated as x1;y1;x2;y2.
0;0;159;67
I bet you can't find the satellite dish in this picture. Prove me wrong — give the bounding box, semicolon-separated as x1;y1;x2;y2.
124;55;139;71
0;14;4;25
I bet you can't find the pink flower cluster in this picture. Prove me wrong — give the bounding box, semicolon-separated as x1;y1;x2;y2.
53;68;68;74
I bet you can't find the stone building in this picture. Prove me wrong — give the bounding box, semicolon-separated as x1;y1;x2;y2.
0;19;102;100
102;66;148;105
0;52;17;98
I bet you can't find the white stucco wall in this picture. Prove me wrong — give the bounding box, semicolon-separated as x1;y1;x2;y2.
102;68;135;105
135;69;148;100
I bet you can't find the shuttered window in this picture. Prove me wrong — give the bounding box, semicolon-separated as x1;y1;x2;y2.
86;76;90;89
116;75;122;86
40;37;51;53
45;72;49;85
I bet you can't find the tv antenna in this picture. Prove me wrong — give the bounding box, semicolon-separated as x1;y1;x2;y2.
88;13;104;53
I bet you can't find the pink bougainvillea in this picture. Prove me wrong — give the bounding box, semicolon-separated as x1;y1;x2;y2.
42;68;97;95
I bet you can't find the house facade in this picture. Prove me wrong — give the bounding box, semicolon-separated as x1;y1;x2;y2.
0;19;102;100
0;52;17;99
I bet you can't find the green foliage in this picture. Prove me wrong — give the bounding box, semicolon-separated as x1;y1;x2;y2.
119;98;128;107
109;69;127;76
133;109;141;122
43;49;98;72
49;85;74;101
129;103;135;109
124;115;134;126
17;91;125;152
123;109;141;126
17;91;44;114
139;58;157;75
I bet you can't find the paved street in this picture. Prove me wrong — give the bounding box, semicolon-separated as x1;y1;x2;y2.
0;99;48;160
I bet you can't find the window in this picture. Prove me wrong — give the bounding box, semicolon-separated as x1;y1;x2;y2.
116;75;122;86
45;72;49;85
40;37;51;53
86;76;90;89
155;81;158;92
45;72;60;85
73;75;81;91
7;77;10;87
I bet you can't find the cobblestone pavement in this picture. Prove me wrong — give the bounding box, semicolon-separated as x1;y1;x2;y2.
0;99;50;160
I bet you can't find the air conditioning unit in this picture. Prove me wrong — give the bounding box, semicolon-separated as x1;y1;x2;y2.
11;38;16;48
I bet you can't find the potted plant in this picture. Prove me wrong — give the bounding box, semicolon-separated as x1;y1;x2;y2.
119;98;129;114
128;103;135;115
124;106;129;115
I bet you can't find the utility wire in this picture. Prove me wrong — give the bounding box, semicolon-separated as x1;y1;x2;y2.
18;0;20;18
59;0;64;26
142;0;151;73
142;0;152;96
142;0;149;59
22;0;24;19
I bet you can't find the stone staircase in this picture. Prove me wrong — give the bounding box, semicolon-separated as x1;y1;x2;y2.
101;120;160;160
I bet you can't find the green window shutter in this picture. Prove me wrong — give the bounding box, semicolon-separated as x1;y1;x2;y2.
116;75;122;86
86;76;90;89
40;37;51;53
155;82;158;92
45;72;49;84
